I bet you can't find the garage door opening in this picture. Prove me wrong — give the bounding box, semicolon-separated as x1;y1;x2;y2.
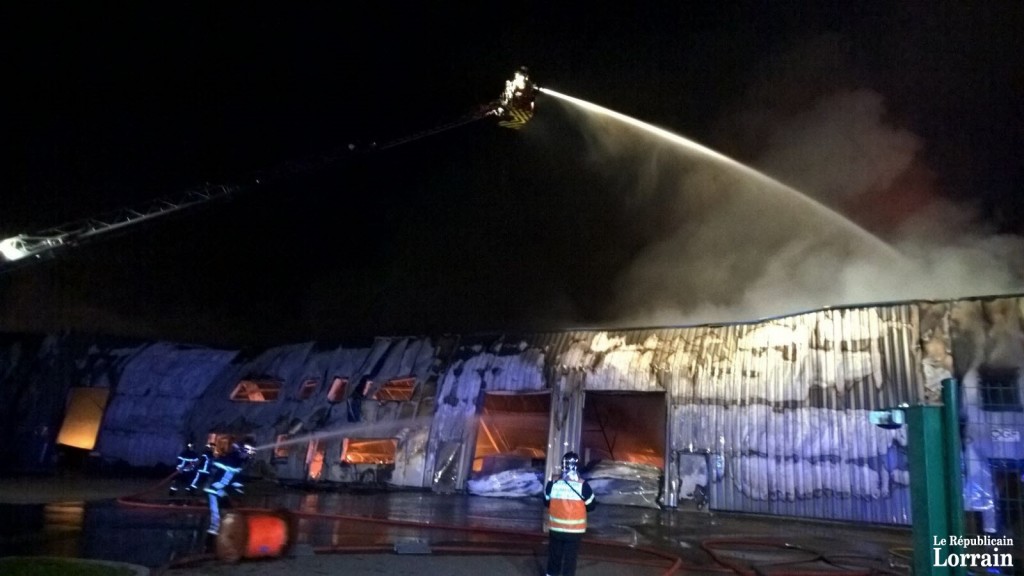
581;391;665;507
467;391;550;497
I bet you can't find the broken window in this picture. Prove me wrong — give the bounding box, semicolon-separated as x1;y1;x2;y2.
306;440;325;480
372;377;417;402
341;438;397;464
327;377;349;403
230;378;283;402
979;365;1023;412
298;378;320;400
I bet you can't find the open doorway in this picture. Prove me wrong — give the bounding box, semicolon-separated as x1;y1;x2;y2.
467;391;550;497
56;387;110;451
55;387;110;470
581;391;666;507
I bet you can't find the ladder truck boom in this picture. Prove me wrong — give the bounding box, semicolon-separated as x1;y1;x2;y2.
0;68;540;274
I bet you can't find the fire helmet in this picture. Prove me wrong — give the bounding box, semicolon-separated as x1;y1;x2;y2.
240;437;257;457
562;451;579;474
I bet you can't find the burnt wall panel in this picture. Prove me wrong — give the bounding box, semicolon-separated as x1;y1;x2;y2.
951;296;1024;537
9;293;1024;529
663;304;922;524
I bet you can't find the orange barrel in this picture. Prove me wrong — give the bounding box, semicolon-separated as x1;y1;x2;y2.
216;510;294;563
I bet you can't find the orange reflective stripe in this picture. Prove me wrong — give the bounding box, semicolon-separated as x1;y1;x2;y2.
548;495;587;533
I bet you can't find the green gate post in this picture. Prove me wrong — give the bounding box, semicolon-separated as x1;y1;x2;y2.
906;404;952;575
942;378;966;572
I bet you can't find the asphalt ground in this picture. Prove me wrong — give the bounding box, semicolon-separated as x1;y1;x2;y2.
0;473;914;575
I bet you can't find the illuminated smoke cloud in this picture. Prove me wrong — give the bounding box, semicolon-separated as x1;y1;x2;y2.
570;37;1024;327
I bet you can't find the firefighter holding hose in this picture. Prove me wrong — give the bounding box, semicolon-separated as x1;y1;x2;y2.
205;437;256;535
543;451;596;576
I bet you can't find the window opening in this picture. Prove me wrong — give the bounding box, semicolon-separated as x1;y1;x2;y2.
327;377;349;403
230;378;282;402
373;377;417;402
307;440;325;480
979;365;1022;412
274;434;292;459
341;438;397;464
298;378;320;400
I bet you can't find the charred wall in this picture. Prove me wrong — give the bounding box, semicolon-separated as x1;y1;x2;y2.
4;295;1023;529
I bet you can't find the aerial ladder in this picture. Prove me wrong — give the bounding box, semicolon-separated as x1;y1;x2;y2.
0;68;540;274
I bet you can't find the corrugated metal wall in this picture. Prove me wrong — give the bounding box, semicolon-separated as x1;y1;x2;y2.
425;334;553;491
426;308;925;523
20;294;1021;530
185;337;439;487
424;304;921;523
949;296;1024;541
100;342;237;467
666;305;922;524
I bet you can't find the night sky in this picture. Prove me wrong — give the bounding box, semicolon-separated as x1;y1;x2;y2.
3;3;1023;347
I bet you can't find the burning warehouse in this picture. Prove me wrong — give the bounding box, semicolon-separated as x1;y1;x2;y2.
3;293;1023;531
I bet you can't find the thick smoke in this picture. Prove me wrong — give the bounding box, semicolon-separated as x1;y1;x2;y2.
579;38;1024;327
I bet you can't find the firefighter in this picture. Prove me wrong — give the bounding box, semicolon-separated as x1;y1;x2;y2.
188;442;216;492
496;66;539;129
204;437;256;535
168;442;199;498
543;451;596;576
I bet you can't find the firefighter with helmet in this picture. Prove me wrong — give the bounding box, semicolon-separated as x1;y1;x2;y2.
168;442;199;498
204;438;256;535
543;451;596;576
496;66;539;129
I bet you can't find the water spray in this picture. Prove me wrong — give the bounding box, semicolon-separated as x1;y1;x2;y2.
252;415;436;452
537;87;906;263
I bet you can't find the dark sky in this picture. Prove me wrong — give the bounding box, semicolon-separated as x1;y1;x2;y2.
3;2;1022;347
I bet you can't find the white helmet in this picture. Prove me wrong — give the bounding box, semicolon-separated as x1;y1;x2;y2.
562;451;579;474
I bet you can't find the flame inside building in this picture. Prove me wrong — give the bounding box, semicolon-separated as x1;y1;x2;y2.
473;391;550;473
4;295;1024;532
582;392;665;469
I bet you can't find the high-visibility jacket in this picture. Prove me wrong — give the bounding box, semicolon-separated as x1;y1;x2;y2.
204;447;248;498
545;477;595;534
175;448;199;472
195;449;214;475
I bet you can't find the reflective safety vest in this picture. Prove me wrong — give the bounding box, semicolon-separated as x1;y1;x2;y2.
204;449;247;497
547;479;591;534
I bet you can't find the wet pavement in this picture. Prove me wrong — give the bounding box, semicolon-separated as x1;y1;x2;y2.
0;475;915;574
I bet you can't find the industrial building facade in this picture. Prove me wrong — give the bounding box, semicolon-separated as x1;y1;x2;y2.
2;294;1022;534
